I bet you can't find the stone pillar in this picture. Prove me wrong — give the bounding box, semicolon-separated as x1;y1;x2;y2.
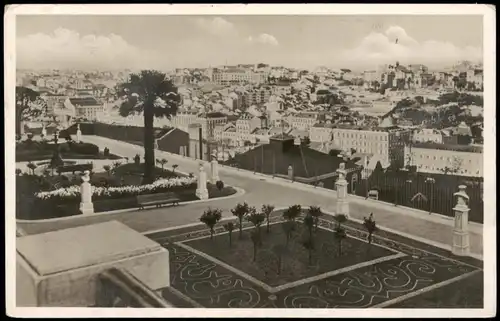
76;124;82;143
41;125;47;137
195;163;209;200
179;146;184;157
210;159;220;184
452;185;470;256
335;163;350;218
288;165;294;181
79;171;94;215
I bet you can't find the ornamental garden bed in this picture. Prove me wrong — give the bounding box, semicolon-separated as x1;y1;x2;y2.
15;162;237;220
148;206;483;309
16;140;122;162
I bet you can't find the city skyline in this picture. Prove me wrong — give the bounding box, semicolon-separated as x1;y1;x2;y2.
16;15;483;71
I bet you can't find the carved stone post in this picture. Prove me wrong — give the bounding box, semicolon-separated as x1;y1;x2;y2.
210;159;220;184
79;170;94;215
452;185;470;256
195;163;209;200
288;165;294;181
76;124;82;143
335;163;350;218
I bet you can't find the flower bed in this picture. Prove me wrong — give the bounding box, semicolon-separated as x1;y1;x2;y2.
35;176;198;201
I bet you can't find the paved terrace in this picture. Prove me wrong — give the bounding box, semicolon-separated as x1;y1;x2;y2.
17;135;483;257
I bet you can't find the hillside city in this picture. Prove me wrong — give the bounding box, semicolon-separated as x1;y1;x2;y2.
17;60;484;178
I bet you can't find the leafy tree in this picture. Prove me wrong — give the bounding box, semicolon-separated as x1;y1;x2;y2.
281;220;297;248
27;162;37;175
199;208;223;241
333;213;347;229
172;164;179;173
302;237;315;266
261;204;275;233
250;231;260;262
15;168;22;176
246;208;266;244
303;213;315;241
112;161;122;171
272;244;289;275
231;202;250;239
157;158;168;171
134;154;141;165
223;222;235;247
215;180;224;191
283;204;302;222
333;226;347;256
15;86;47;135
308;206;323;231
363;213;378;246
103;165;111;177
116;70;181;184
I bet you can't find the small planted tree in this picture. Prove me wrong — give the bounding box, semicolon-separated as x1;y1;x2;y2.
223;222;235;247
333;213;347;229
250;230;260;262
134;154;141;165
363;213;378;246
246;208;266;245
262;204;275;233
112;161;122;171
15;169;22;176
103;165;111;177
283;204;302;222
303;213;315;241
188;172;194;178
215;180;224;191
308;206;323;231
302;238;315;266
272;244;289;275
172;164;179;173
199;208;223;242
103;147;110;156
281;220;296;248
158;158;168;171
333;226;347;256
27;162;37;175
231;202;250;239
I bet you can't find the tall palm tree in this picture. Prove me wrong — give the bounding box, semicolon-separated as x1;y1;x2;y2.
116;71;180;184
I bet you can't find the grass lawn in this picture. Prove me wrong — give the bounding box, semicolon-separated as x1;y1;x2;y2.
184;221;396;287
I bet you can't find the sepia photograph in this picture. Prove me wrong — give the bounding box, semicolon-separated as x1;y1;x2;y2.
5;4;496;318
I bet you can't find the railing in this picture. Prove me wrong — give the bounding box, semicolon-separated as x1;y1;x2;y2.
96;267;171;308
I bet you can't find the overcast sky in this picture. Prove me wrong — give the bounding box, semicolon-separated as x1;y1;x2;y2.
16;15;483;71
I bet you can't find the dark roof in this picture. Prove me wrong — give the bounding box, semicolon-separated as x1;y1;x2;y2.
69;97;100;106
224;141;358;178
412;142;482;153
